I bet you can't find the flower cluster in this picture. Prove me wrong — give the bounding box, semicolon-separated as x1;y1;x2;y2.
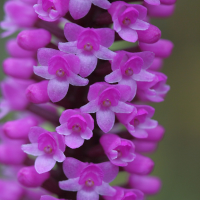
0;0;175;199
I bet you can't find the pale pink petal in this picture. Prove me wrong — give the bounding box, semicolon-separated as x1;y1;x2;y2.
105;69;122;83
78;53;97;77
68;71;89;86
35;155;56;174
21;143;43;156
94;46;116;60
49;10;59;20
56;123;72;136
96;109;115;133
110;102;134;113
87;82;105;101
132;69;155;82
118;27;138;43
81;99;99;113
69;0;92;19
129;19;149;30
63;157;87;178
59;178;81;191
92;0;111;9
65;133;84;149
48;78;69;102
80;127;93;139
138;119;158;129
64;23;85;41
33;4;47;17
95;182;116;196
94;28;114;47
113;19;122;32
33;66;55;79
58;41;78;54
29;126;45;143
97;162;119;183
77;190;99;200
53;149;65;162
59;109;78;124
132;5;147;20
63;54;80;74
114;84;132;102
129;128;148;138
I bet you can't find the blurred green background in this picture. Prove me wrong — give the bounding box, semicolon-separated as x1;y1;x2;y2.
0;0;200;199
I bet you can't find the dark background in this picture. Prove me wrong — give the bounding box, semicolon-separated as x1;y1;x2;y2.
0;0;200;199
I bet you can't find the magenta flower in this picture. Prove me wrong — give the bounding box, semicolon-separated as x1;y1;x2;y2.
117;104;158;138
34;48;89;102
21;126;65;174
56;109;94;149
68;0;111;19
34;0;69;22
137;71;170;102
103;186;144;200
100;134;136;167
108;2;149;42
59;157;118;200
40;195;66;200
58;23;116;77
1;1;38;37
105;51;155;101
145;0;160;5
81;82;135;133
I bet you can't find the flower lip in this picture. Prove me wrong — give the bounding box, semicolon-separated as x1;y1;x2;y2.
67;115;87;133
77;29;100;51
98;87;121;107
79;164;103;186
38;132;57;154
121;56;144;76
119;7;139;26
42;0;55;12
130;108;148;127
48;55;69;77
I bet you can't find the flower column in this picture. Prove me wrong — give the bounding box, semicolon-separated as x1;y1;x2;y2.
0;0;175;199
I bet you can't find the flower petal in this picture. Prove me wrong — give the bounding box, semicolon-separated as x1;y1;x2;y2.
95;182;116;196
58;41;79;54
65;133;84;149
118;27;138;43
21;143;43;156
110;101;134;113
69;0;92;19
29;126;45;143
96;109;115;133
35;155;56;174
80;127;93;140
68;71;89;86
81;99;99;113
133;69;155;82
92;0;111;9
105;69;122;83
56;123;72;136
129;19;149;31
59;178;81;191
77;190;99;200
53;149;65;162
94;46;116;60
64;23;84;41
34;66;54;79
48;78;69;102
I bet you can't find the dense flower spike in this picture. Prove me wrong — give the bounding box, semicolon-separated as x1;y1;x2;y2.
34;48;89;102
59;157;118;200
81;82;135;132
21;126;65;173
56;109;94;148
0;0;175;199
59;23;116;77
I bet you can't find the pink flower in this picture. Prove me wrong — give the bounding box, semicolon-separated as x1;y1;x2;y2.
34;48;89;102
117;104;158;138
56;109;94;149
108;2;149;42
145;0;160;5
21;126;65;174
68;0;111;19
103;186;144;200
58;23;116;77
59;157;118;200
81;82;135;133
105;51;155;101
40;195;66;200
34;0;69;22
100;134;136;166
1;1;38;37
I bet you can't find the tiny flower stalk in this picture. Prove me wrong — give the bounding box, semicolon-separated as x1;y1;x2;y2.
0;0;175;199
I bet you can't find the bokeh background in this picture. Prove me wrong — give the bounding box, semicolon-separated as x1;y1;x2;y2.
0;0;200;199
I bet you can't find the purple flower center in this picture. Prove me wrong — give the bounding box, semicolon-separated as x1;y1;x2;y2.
85;179;94;187
125;67;134;76
42;0;55;12
102;99;111;107
56;68;66;77
123;17;131;26
84;43;93;51
133;118;140;126
72;124;81;133
67;115;87;133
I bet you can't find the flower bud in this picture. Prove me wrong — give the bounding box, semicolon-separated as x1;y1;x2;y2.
17;166;50;188
124;154;154;175
137;24;161;44
17;29;51;51
3;57;36;79
139;39;174;58
6;39;35;58
160;0;177;5
134;140;158;153
148;58;163;71
3;116;38;140
145;125;165;141
129;174;162;195
0;144;26;165
26;81;50;104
